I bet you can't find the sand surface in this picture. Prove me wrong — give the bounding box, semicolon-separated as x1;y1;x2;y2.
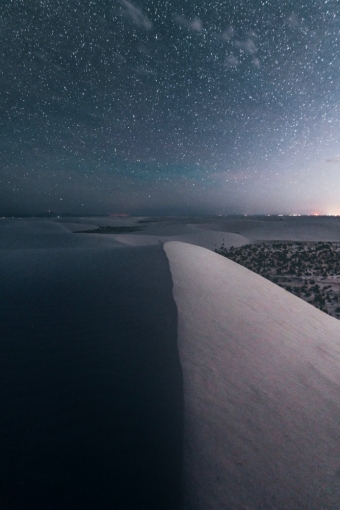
165;241;340;510
0;221;182;510
196;215;340;241
3;215;340;509
115;230;249;251
59;214;340;244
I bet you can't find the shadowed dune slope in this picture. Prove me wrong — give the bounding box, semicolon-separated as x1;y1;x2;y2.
164;241;340;510
0;237;182;510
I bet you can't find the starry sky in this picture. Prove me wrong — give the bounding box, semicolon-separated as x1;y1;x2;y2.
1;0;340;216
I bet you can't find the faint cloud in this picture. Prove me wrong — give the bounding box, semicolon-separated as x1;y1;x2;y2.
120;0;152;30
225;54;239;67
174;14;203;32
190;18;203;32
252;57;260;68
287;12;299;28
135;65;156;76
222;26;234;40
137;44;150;55
33;51;49;62
113;52;126;62
247;29;258;39
235;38;257;54
208;171;252;182
287;12;308;34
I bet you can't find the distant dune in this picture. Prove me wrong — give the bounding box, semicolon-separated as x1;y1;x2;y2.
165;241;340;510
115;230;249;251
197;216;340;241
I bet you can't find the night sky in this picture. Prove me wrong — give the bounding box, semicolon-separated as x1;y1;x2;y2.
1;0;340;216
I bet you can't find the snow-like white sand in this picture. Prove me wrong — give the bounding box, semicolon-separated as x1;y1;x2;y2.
165;241;340;510
115;230;249;250
197;216;340;241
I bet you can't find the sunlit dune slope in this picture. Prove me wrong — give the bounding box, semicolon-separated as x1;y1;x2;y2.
164;241;340;510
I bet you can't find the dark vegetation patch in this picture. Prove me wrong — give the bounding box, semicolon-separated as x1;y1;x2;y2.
216;241;340;319
75;226;145;234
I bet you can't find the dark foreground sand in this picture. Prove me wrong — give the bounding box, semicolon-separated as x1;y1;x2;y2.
0;221;182;510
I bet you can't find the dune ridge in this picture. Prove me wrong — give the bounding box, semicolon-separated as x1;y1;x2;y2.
164;241;340;510
114;230;249;251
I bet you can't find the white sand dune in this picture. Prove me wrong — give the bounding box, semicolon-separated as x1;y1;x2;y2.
59;222;102;232
0;219;126;249
113;234;161;246
197;216;340;241
114;230;249;251
164;241;340;510
0;217;248;251
158;231;249;251
59;216;145;228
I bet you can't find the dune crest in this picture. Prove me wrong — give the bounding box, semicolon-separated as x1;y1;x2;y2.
164;241;340;510
112;228;250;251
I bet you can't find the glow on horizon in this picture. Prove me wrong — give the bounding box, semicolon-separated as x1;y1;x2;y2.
325;208;340;216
